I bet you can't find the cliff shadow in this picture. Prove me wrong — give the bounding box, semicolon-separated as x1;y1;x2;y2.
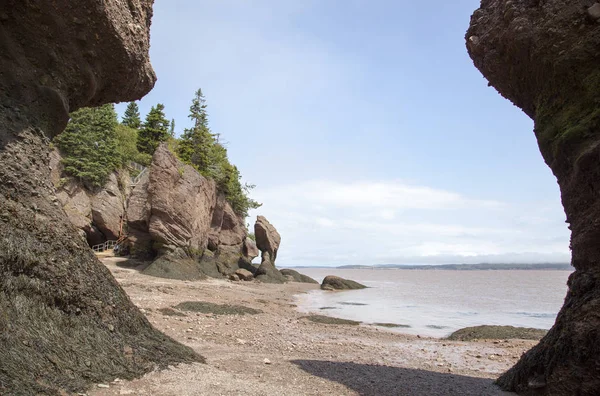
291;360;512;396
115;257;152;272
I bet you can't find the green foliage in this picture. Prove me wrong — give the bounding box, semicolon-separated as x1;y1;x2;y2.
54;104;120;188
177;89;261;217
137;104;171;156
247;232;256;241
122;102;141;130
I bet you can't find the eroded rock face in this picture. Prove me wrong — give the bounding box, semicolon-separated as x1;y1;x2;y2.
0;1;200;394
467;1;600;394
147;144;217;251
254;216;285;283
126;145;251;277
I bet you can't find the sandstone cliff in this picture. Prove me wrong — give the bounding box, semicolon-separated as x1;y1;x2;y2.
0;1;199;394
126;144;255;279
467;1;600;394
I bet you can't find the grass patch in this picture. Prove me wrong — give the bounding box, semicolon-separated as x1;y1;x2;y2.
447;325;547;341
373;322;411;328
301;315;361;326
159;308;186;317
174;301;262;316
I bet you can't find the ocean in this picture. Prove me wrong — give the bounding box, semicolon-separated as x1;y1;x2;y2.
293;268;572;338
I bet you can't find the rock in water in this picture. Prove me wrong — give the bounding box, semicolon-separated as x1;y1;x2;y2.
280;269;319;284
467;1;600;394
0;1;201;394
254;216;286;283
321;276;366;291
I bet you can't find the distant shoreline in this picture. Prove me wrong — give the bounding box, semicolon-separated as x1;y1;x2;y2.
288;263;572;271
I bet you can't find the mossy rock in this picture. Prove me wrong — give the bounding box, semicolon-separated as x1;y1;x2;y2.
374;322;411;328
174;301;262;316
280;269;319;284
447;325;547;341
301;315;361;326
159;308;187;317
321;275;367;291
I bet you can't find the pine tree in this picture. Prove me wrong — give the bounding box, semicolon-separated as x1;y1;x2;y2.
177;89;261;217
122;102;141;130
54;104;120;187
137;104;170;155
169;118;176;137
177;89;215;172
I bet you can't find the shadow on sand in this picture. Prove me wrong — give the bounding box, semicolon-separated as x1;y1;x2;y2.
292;360;512;396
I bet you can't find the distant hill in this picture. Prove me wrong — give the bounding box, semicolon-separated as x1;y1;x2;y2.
335;263;572;271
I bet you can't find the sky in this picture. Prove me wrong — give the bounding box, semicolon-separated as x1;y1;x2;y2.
116;0;571;267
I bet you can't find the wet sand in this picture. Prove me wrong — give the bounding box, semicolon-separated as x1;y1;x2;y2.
89;257;537;396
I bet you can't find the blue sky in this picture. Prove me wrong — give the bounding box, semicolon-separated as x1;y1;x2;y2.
116;0;570;266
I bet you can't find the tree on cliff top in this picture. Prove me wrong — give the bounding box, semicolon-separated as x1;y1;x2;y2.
54;104;120;188
137;103;170;156
122;102;141;130
177;89;261;217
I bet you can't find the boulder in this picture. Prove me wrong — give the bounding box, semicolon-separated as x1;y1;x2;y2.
466;1;600;393
0;1;200;394
321;276;367;291
229;274;240;282
235;268;254;281
280;269;319;284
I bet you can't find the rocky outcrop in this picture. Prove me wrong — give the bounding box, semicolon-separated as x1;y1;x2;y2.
147;145;216;251
280;269;319;284
51;149;127;244
91;173;126;240
254;216;286;283
126;144;253;278
321;276;366;291
467;2;600;394
0;1;200;394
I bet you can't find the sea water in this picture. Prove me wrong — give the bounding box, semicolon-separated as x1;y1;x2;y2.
293;268;572;338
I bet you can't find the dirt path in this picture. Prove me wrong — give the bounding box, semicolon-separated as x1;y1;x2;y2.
88;257;535;395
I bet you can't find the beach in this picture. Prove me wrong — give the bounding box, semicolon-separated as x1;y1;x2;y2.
90;257;538;396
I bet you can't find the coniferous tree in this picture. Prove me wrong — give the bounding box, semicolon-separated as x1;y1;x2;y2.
137;104;170;155
54;104;120;187
177;89;261;217
169;118;176;137
122;102;141;130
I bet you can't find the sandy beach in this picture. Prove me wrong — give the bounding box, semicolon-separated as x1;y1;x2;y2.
88;257;537;396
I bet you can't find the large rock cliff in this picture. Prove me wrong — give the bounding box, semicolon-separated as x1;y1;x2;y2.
0;1;199;394
127;144;254;279
467;1;600;394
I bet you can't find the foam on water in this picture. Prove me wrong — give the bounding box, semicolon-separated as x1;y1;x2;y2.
294;268;572;338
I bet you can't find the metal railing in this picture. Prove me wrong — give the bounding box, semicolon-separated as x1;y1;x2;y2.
129;162;148;187
92;240;118;253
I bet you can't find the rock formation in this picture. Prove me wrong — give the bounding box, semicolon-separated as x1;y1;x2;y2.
0;1;200;394
254;216;286;283
51;150;129;245
126;144;254;279
321;276;367;291
467;1;600;394
280;269;319;284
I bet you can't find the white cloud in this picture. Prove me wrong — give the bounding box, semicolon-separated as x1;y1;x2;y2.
248;179;571;266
